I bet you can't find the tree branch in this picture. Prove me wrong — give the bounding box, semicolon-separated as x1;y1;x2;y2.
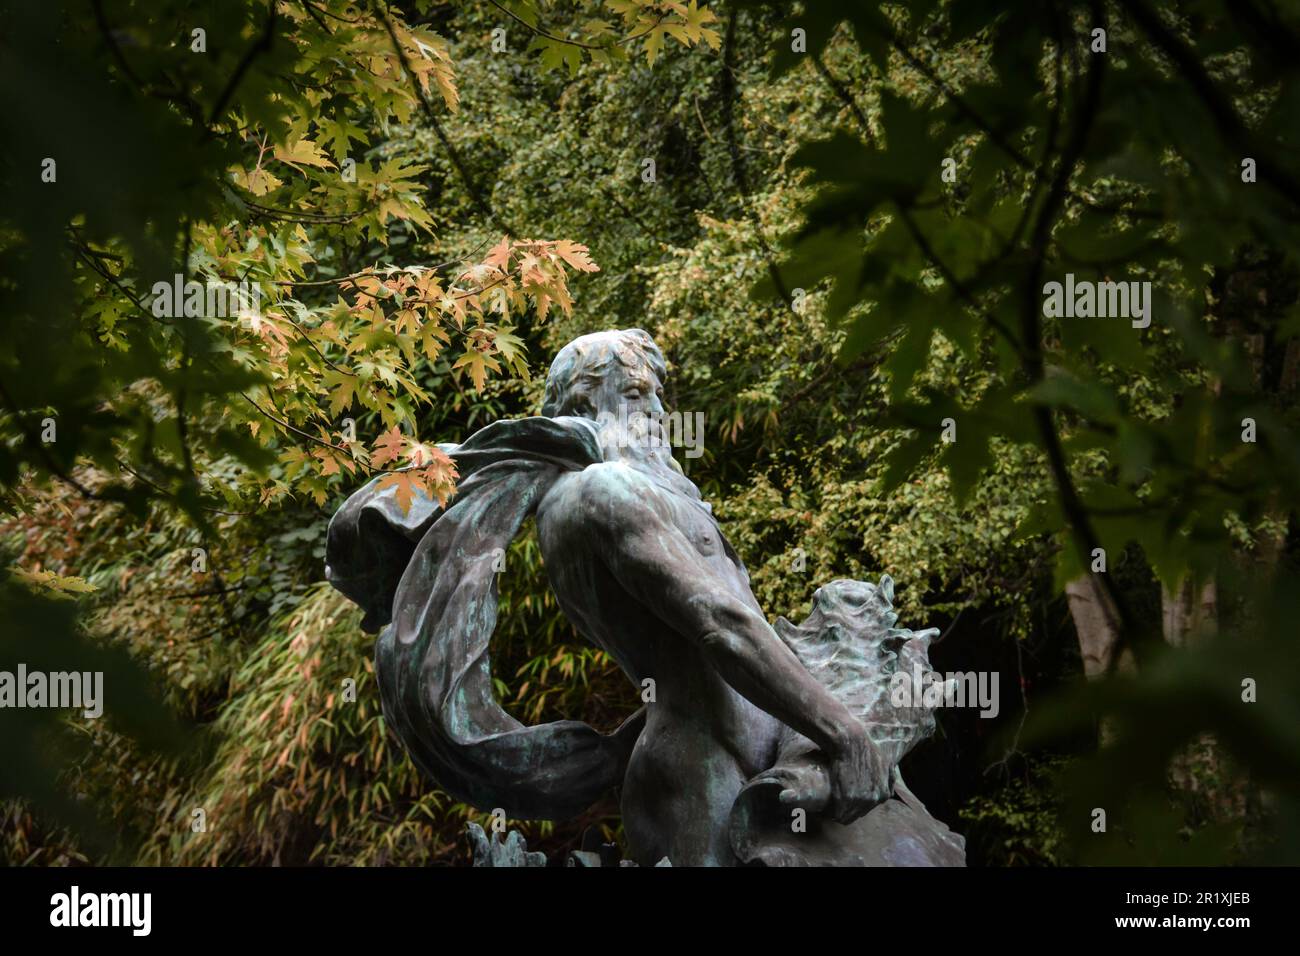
1019;7;1135;672
1121;0;1300;208
207;4;279;128
379;4;515;235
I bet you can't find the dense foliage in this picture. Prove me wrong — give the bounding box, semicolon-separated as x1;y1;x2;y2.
2;0;1297;866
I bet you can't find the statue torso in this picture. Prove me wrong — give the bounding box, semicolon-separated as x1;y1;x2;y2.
536;459;784;864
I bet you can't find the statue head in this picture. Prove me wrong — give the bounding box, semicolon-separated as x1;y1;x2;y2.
541;328;667;421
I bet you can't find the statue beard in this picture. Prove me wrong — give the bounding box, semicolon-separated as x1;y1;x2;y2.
593;410;689;482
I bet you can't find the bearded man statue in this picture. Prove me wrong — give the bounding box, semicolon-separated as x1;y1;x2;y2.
326;328;965;867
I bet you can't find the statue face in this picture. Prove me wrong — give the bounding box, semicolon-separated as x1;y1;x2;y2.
583;358;672;463
588;358;665;420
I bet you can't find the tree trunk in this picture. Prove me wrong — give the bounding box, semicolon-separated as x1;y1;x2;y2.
1065;574;1127;678
1065;573;1134;746
1160;577;1217;648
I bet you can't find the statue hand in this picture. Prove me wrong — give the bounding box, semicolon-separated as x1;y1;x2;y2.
823;725;891;824
773;762;831;814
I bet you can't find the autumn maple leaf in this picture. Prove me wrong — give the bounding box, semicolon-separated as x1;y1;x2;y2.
371;426;407;467
372;448;459;515
553;240;600;273
484;236;513;272
421;449;458;506
375;470;420;515
453;347;501;391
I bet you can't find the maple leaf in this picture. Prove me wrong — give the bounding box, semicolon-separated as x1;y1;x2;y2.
323;369;359;416
414;271;444;302
533;36;584;75
313;447;342;476
371;426;407;467
320;117;368;162
279;447;311;469
354;275;385;297
521;262;549;288
273;138;336;171
420;448;459;506
484;237;513;272
405;441;436;467
581;17;617;40
259;481;288;507
319;315;348;347
491;326;530;378
418;321;451;360
13;567;98;598
438;292;467;327
453;346;501;392
243;167;284;196
394;306;422;336
375;470;422;515
356;356;401;388
685;1;722;50
533;290;553;323
553;240;600;273
250;311;291;359
644;26;666;65
405;28;460;111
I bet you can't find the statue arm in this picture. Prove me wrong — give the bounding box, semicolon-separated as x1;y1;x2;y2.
581;472;889;819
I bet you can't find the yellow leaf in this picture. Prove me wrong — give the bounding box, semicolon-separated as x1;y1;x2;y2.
453;347;500;391
245;167;284;196
375;470;421;515
272;139;336;170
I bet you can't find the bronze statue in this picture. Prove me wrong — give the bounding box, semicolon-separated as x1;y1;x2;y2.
326;329;964;866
